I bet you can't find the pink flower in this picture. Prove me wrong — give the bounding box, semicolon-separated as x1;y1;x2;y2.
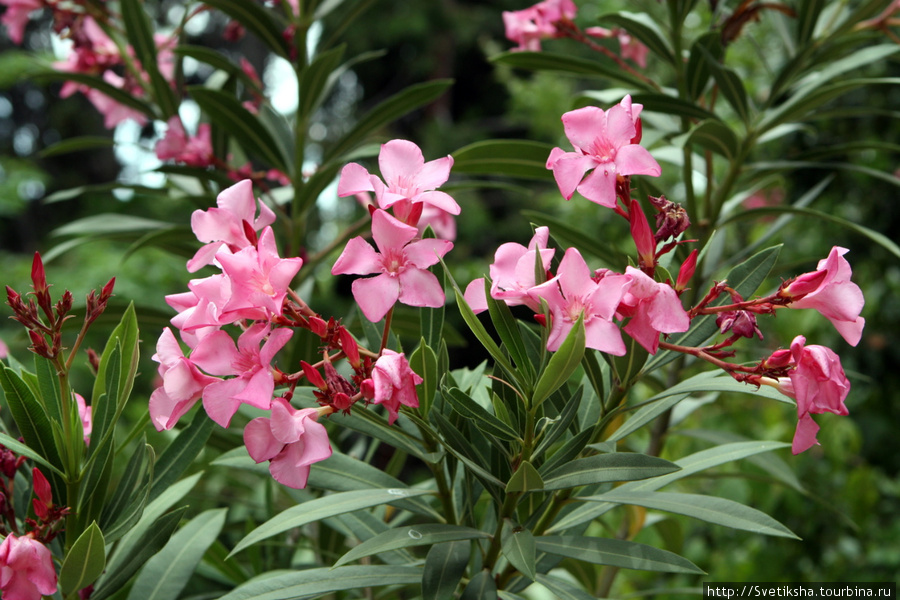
464;226;555;313
166;274;232;345
244;398;332;489
546;96;661;208
187;179;277;272
156;117;215;168
191;323;293;428
0;0;42;45
332;209;452;322
75;393;92;444
216;227;303;321
528;248;632;354
0;534;58;600
366;350;422;424
337;140;459;219
617;267;690;354
149;328;220;431
502;0;577;51
0;336;8;359
775;336;851;454
780;246;865;346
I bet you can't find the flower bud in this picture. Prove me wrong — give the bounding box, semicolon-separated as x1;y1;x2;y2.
32;467;52;505
675;249;698;294
629;199;656;272
300;361;327;391
339;327;361;368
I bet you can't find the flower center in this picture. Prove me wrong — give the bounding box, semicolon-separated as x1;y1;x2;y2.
382;248;407;276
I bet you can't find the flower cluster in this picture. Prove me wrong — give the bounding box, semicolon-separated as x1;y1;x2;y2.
151;169;439;487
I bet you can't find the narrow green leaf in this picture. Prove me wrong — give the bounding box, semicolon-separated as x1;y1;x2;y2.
448;285;520;386
606;394;690;443
631;93;719;122
531;316;584;409
60;522;106;595
410;339;439;419
335;524;490;567
586;491;798;538
533;387;583;460
431;412;506;492
0;432;62;475
325;80;452;162
796;0;825;42
332;404;435;462
697;45;750;123
423;541;470;600
91;302;139;410
600;12;675;65
685;32;723;100
120;0;178;118
451;139;555;181
191;87;289;172
541;453;680;491
230;488;433;557
445;387;520;441
217;566;423;600
175;46;263;92
491;51;656;92
39;136;114;158
0;366;64;470
126;508;228;600
485;279;536;384
201;0;290;57
675;119;739;159
460;569;497;600
33;354;62;424
298;45;346;119
502;520;537;580
535;575;597;600
536;536;704;574
506;460;544;493
149;408;215;501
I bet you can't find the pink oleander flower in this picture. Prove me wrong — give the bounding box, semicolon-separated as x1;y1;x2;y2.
190;323;293;428
503;0;577;51
156;117;215;168
337;140;459;223
772;336;851;454
216;227;303;322
149;327;220;431
546;96;661;208
244;398;332;489
365;350;422;424
528;248;632;354
779;246;865;346
0;534;58;600
74;393;92;444
332;209;452;323
187;179;277;272
617;267;691;354
1;0;42;45
166;274;233;346
464;226;555;313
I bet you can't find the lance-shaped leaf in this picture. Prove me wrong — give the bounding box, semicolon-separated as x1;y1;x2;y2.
541;453;680;490
630;93;719;122
39;136;115;158
491;51;656;92
506;460;544;493
600;12;675;65
535;574;597;600
335;524;491;567
536;536;704;573
674;119;739;159
190;87;289;172
531;315;584;409
120;0;178;118
410;339;439;419
59;522;106;595
685;32;723;100
149;408;216;501
33;72;156;119
0;366;64;471
0;432;62;476
697;44;750;123
452;139;555;181
460;569;497;600
502;520;537;580
521;210;625;269
298;45;346;119
201;0;290;57
445;386;520;441
126;508;227;600
175;46;263;92
217;566;423;600
423;541;470;600
230;488;433;557
584;491;798;538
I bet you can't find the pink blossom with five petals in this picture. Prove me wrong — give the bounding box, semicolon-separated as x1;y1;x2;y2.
617;267;690;354
0;533;57;600
546;96;661;208
365;350;422;424
332;209;452;322
149;327;220;431
156;117;216;169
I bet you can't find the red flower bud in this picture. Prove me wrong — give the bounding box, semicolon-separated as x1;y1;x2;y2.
300;361;327;391
675;249;698;293
339;327;361;368
32;467;52;505
629;198;656;272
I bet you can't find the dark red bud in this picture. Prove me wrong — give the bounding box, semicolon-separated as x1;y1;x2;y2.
675;250;698;293
242;220;258;247
300;361;327;390
100;277;116;302
30;252;48;294
631;116;643;145
339;327;361;367
33;498;49;521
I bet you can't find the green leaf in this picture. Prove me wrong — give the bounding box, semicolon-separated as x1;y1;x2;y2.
501;520;537;580
675;119;739;159
685;32;723;100
0;366;63;470
33;354;62;425
410;340;439;419
325;80;453;162
533;386;583;460
531;316;584;409
491;51;656;92
101;443;154;543
460;569;497;600
201;0;290;57
332;404;435;463
506;460;544;493
697;45;750;123
33;72;155;119
452;139;555;181
121;0;178;118
127;508;227;600
796;0;826;43
149;408;215;501
630;93;719;121
536;536;704;573
541;453;680;491
606;394;690;443
534;575;596;600
217;566;423;600
175;46;263;93
485;279;536;384
190;87;289;172
548;441;789;532
600;12;675;65
423;541;470;600
230;488;433;557
298;45;346;119
585;491;798;538
39;136;115;158
60;522;106;595
335;524;490;567
445;387;520;442
92;507;187;600
0;432;63;476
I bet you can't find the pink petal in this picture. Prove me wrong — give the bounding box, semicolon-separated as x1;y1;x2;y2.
337;163;376;197
379;139;425;186
398;269;446;308
550;154;594;200
557;248;595;300
792;413;820;454
371;209;418;253
191;330;239;376
576;164;618;208
831;315;865;347
244;417;282;462
202;379;245;427
561;106;607;153
332;237;383;275
584;317;627;356
463;278;489;314
352;275;400;322
415;155;454;190
615;144;662;177
414;190;461;215
403;238;453;268
605;102;637;147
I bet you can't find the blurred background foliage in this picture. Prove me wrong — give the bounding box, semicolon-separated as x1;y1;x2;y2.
1;0;898;593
